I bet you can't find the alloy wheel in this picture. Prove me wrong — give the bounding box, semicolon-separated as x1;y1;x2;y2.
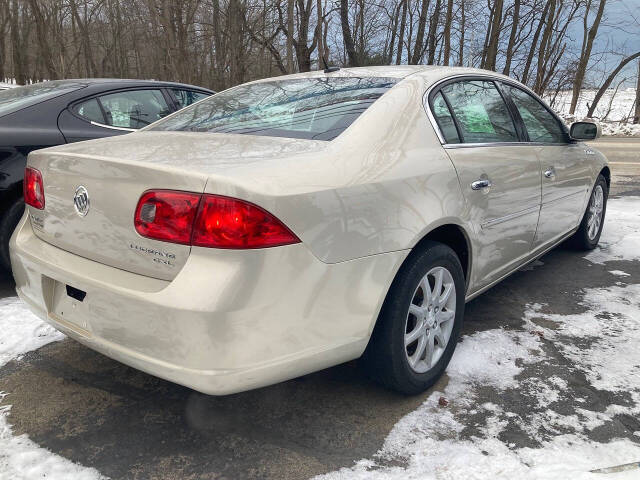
587;185;604;241
404;266;456;374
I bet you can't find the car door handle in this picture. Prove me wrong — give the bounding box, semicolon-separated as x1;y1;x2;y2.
471;179;492;190
544;168;556;179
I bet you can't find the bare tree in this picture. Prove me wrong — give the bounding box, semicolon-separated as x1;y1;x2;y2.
570;0;607;114
587;51;640;117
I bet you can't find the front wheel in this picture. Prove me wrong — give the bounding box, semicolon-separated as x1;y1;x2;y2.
363;242;465;395
568;174;608;250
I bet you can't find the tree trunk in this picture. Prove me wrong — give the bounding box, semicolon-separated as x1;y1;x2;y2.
340;0;358;66
570;0;607;114
587;51;640;118
458;0;465;66
484;0;504;71
442;0;454;66
410;0;430;65
502;0;520;75
521;1;549;86
426;0;442;64
287;0;294;72
396;0;408;65
634;59;640;124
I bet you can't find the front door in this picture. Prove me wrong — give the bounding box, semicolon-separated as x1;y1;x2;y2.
431;80;542;290
501;84;592;248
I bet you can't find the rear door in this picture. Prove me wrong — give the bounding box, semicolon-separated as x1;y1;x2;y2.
58;88;174;143
430;79;542;289
501;84;592;248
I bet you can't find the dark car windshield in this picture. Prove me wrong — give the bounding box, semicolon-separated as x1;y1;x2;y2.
0;80;86;117
147;77;398;141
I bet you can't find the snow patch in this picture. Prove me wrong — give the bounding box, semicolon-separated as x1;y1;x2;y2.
317;273;640;478
0;297;103;480
0;296;64;368
585;196;640;265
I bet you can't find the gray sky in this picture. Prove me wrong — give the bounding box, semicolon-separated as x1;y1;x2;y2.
577;0;640;86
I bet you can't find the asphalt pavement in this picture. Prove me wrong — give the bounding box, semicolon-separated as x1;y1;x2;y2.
0;137;638;480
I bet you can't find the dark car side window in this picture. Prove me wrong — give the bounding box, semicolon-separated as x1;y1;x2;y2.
504;85;567;144
98;90;171;129
171;89;210;109
439;80;518;144
72;98;105;124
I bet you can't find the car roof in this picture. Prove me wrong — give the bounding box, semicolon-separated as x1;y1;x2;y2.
20;78;214;92
250;65;514;87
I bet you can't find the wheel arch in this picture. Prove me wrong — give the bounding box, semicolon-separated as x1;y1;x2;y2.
410;223;472;290
599;166;611;190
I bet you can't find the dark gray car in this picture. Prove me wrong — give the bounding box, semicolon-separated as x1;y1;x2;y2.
0;79;213;269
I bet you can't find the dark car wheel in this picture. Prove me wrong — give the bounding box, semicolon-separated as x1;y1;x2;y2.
363;241;465;395
0;197;25;271
568;174;608;251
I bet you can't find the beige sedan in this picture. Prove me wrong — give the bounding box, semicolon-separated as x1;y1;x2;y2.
10;66;608;395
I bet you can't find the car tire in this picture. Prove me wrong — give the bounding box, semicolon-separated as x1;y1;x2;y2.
0;197;25;271
568;174;608;251
362;241;465;395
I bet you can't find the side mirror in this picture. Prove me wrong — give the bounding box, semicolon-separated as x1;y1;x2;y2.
570;121;601;141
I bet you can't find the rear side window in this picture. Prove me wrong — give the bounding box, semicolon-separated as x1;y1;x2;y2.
440;81;518;144
504;85;566;143
171;89;210;109
98;90;171;129
73;98;105;123
431;92;460;143
148;77;399;141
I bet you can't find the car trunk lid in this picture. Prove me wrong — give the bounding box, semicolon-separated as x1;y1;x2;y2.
27;147;208;281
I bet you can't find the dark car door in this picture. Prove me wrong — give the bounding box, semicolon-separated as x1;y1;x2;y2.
57;88;174;143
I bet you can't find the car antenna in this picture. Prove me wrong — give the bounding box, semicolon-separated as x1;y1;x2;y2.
322;55;340;73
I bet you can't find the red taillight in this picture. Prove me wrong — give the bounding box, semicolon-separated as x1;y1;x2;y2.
134;190;300;249
24;167;45;210
192;195;300;248
134;190;201;244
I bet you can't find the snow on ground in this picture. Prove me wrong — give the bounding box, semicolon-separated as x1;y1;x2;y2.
316;196;640;480
548;88;640;136
0;298;104;480
585;196;640;265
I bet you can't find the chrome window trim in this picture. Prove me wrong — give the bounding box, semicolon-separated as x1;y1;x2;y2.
442;141;571;149
422;74;571;148
89;121;136;132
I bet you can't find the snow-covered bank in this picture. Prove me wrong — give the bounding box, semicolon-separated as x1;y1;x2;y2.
0;298;104;480
549;88;640;137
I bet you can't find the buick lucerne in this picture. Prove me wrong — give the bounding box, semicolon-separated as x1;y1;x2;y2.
10;66;608;395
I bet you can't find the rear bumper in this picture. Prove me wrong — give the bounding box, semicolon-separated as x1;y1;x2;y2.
10;215;407;395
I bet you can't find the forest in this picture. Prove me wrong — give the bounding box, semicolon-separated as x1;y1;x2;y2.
0;0;638;122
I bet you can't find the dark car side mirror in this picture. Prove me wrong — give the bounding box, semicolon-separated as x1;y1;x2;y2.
570;121;602;141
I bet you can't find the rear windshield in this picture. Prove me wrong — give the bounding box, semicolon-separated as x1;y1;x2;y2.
147;77;398;141
0;81;85;117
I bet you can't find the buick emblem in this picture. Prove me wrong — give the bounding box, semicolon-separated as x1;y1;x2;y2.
73;186;90;217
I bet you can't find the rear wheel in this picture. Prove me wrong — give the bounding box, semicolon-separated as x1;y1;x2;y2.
568;175;608;250
0;197;24;271
363;241;465;395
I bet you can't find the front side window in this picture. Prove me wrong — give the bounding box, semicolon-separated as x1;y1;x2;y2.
504;85;567;143
148;77;399;141
440;80;518;144
171;89;210;109
98;90;171;129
